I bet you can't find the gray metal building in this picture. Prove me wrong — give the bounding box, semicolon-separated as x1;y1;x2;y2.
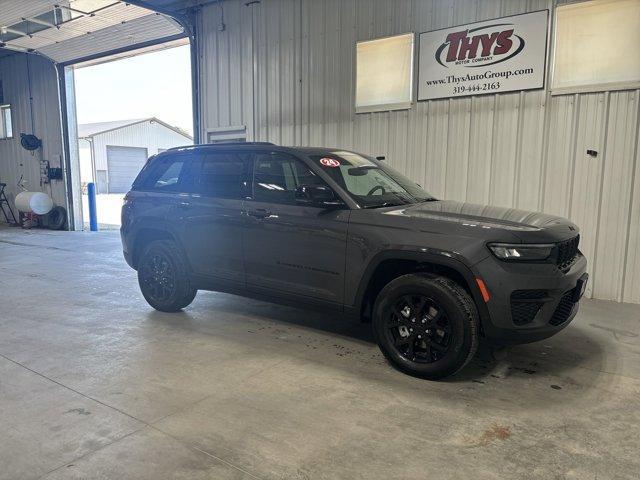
78;118;192;193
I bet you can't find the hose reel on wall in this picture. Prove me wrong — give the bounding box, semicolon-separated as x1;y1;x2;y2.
20;133;42;151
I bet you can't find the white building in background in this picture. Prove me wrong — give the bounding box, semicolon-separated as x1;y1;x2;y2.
78;117;192;194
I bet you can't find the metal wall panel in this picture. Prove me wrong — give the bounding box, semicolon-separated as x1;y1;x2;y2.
0;53;67;216
624;124;640;303
592;90;639;302
197;0;640;303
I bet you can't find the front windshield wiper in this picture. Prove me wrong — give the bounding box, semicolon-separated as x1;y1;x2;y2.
362;201;406;209
362;192;416;209
387;191;417;205
363;194;438;208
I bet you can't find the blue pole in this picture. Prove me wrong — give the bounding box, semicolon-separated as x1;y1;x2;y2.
87;182;98;232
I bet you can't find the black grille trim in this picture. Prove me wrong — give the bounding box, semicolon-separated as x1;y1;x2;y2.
511;290;547;325
555;235;580;272
511;290;547;300
549;291;576;326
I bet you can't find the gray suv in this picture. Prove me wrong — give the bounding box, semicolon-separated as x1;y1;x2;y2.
121;144;588;379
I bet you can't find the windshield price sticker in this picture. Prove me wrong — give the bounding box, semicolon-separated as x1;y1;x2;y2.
320;158;340;167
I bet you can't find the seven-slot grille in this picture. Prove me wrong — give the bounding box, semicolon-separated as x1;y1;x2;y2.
555;235;580;272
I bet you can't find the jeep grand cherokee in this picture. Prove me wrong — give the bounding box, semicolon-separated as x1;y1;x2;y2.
121;144;588;379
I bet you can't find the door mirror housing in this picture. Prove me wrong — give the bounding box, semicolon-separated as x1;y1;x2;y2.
295;185;343;207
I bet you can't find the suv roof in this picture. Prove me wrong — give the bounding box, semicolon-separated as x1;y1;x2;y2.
162;143;344;157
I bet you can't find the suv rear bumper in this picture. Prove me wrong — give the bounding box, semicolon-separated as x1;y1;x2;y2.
121;228;135;270
472;253;588;345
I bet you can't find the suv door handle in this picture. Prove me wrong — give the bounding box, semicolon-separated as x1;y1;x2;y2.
246;208;271;219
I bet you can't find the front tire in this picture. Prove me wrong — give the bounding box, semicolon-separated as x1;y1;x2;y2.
138;240;197;312
372;274;479;380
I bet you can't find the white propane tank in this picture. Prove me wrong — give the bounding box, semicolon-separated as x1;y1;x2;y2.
15;191;54;215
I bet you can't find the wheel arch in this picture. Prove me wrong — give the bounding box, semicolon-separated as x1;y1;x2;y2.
130;222;182;270
354;250;491;331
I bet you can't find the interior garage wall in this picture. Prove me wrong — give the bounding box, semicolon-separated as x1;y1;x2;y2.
0;53;67;218
196;0;640;304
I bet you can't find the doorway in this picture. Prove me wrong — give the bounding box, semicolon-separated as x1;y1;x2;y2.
72;45;194;229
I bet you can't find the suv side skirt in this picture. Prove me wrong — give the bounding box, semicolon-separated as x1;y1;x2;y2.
191;273;345;315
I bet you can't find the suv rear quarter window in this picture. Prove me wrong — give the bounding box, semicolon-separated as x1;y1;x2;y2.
134;154;188;192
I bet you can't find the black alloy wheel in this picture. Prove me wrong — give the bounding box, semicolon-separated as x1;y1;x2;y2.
137;240;197;312
385;294;452;363
372;274;479;380
140;252;177;304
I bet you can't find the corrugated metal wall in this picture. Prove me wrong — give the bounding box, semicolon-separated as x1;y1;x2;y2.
196;0;640;304
0;53;67;215
90;120;192;172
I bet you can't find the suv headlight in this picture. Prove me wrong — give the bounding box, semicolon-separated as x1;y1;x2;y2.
488;243;554;261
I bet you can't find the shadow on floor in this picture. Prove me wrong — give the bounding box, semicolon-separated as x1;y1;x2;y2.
144;290;607;393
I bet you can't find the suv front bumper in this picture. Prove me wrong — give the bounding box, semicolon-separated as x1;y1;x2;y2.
473;253;588;344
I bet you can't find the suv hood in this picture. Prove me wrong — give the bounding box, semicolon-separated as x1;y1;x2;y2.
381;200;578;242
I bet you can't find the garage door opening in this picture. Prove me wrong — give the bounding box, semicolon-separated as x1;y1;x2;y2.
74;45;194;229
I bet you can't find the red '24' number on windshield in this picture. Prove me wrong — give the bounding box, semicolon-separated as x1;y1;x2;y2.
320;158;340;167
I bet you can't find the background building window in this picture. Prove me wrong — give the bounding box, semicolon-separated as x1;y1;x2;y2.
552;0;640;93
0;104;13;139
356;33;414;113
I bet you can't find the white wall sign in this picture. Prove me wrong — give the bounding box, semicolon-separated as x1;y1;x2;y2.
418;10;548;100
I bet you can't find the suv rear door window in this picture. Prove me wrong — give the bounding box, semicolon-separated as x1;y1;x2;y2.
252;153;326;205
187;152;250;199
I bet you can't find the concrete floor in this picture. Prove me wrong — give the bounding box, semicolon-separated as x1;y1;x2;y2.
1;226;639;480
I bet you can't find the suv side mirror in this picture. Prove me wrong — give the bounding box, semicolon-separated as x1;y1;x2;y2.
295;185;343;207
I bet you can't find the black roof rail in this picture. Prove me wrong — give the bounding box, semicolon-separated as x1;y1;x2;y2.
199;141;276;146
164;142;277;152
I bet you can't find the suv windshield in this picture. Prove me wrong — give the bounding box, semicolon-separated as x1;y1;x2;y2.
309;151;435;208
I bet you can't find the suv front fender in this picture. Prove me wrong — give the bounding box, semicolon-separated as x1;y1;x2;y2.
350;248;491;329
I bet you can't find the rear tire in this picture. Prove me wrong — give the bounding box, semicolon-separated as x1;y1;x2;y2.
372;274;479;380
137;240;197;312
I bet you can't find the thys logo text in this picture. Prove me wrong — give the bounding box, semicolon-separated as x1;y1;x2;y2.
435;24;525;67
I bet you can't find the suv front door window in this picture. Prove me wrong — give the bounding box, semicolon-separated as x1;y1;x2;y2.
252;153;326;205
